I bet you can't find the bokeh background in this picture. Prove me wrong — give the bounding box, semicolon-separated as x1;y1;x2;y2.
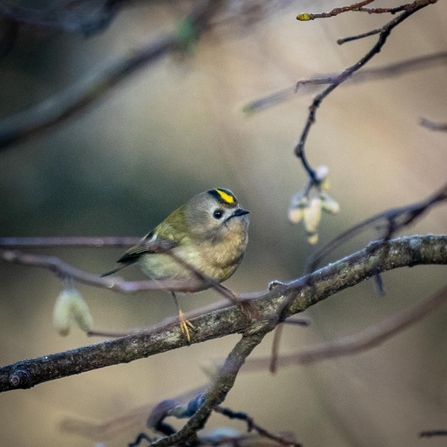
1;0;447;446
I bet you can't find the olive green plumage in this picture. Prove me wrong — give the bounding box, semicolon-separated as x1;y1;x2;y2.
103;188;249;291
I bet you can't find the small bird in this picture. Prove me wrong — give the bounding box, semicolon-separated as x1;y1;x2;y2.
102;188;250;342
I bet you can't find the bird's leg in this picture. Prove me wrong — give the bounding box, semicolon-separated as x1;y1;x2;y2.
215;284;240;303
171;292;195;344
215;284;259;319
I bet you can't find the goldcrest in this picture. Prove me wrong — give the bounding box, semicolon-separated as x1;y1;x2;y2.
102;188;250;341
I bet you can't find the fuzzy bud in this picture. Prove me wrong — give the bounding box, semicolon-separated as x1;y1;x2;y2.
296;13;311;21
53;290;72;336
288;207;304;224
304;197;322;234
53;289;93;336
314;165;329;182
304;197;322;244
288;192;308;224
320;192;340;214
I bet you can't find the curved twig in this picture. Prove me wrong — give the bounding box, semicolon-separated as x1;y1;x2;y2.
243;283;447;370
293;0;437;183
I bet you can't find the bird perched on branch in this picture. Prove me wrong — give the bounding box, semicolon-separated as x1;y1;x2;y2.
102;188;250;342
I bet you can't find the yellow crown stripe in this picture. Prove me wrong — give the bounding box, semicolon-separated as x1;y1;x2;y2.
215;189;235;204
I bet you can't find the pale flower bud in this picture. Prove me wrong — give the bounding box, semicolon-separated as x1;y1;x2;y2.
53;290;72;336
320;177;330;191
289;192;307;208
303;197;322;234
314;165;329;182
288;176;338;243
320;192;340;214
304;197;322;245
71;292;94;333
288;192;308;224
307;233;319;245
53;289;93;336
288;207;304;224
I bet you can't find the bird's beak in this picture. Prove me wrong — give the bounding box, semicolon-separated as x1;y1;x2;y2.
232;207;250;217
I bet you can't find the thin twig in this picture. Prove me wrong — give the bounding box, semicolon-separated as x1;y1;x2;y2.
296;0;375;20
0;243;251;304
0;235;254;305
293;0;436;182
244;52;447;112
337;27;382;44
305;182;447;275
420;117;447;132
420;430;447;437
273;182;447;357
357;1;432;14
0;236;141;248
243;283;447;370
297;0;433;21
0;249;204;292
215;405;302;447
269;324;284;374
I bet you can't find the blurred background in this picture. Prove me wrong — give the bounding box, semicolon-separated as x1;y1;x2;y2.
1;0;447;446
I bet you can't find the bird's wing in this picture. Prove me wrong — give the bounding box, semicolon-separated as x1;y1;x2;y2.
100;230;180;277
116;229;180;264
101;207;187;277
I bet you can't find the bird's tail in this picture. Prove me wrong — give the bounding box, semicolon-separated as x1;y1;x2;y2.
100;263;129;277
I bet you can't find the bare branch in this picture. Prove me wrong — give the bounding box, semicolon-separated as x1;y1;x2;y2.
304;182;447;274
0;0;222;151
244;52;447;112
337;26;382;44
0;36;175;150
269;324;284;374
296;0;375;21
270;182;446;357
296;0;430;22
0;249;205;292
243;283;447;370
420;117;447;132
355;1;434;14
0;236;140;248
215;405;302;447
147;330;269;447
293;0;437;180
420;430;447;437
0;235;446;393
61;385;208;441
65;388;299;446
297;0;435;21
0;244;248;304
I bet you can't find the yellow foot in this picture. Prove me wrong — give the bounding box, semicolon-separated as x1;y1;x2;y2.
178;310;195;344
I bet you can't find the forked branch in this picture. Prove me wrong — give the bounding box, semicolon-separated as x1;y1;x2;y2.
0;234;446;393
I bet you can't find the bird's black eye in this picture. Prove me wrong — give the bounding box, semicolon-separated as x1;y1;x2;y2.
213;209;223;219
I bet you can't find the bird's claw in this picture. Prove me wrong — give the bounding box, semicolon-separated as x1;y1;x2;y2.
178;310;195;344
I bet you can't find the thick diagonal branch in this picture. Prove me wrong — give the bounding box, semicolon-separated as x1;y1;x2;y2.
149;329;269;447
0;235;446;393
